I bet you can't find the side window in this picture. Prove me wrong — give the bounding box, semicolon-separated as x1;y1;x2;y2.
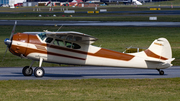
45;37;53;43
53;40;59;46
53;39;65;47
58;40;65;46
72;43;81;49
65;41;72;48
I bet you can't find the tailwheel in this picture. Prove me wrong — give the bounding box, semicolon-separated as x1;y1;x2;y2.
157;69;164;75
22;66;33;76
34;67;45;77
159;70;164;75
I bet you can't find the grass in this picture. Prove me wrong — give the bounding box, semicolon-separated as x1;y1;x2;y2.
1;26;180;67
0;78;180;100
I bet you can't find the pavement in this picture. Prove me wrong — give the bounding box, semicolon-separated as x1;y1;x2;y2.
0;66;179;80
1;20;180;27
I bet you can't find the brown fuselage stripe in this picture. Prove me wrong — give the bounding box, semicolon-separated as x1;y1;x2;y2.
144;49;168;60
88;48;134;61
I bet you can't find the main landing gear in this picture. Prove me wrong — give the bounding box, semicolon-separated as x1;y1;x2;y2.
34;67;45;77
22;58;45;77
22;66;33;76
157;69;164;75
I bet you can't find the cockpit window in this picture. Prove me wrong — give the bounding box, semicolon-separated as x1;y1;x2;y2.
38;33;82;49
65;41;72;48
45;37;53;43
53;40;80;49
72;43;81;49
38;33;46;41
53;39;65;46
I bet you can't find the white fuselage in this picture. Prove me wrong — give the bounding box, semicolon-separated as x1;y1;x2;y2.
10;32;173;70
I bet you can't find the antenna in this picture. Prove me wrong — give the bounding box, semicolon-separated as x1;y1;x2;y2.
56;24;63;32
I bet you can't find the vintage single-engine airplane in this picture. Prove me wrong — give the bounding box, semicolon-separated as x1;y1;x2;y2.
4;21;175;77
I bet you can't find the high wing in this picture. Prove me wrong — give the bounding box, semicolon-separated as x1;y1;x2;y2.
23;31;98;44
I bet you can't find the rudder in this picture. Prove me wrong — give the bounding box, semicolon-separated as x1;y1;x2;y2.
145;38;172;60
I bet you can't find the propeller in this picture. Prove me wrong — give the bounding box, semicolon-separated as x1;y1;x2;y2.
10;21;17;40
2;21;17;62
2;47;8;62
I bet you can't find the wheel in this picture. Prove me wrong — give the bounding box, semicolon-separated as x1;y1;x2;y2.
159;70;164;75
34;67;45;77
22;66;33;76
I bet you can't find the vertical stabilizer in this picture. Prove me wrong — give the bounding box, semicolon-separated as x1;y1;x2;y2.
145;38;172;61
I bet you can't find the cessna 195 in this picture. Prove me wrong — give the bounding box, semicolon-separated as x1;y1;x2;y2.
4;22;175;77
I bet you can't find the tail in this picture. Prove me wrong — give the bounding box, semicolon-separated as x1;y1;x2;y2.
145;38;172;60
129;38;174;69
144;38;175;67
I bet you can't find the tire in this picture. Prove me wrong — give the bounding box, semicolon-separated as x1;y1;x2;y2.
159;70;164;75
34;67;45;77
22;66;33;76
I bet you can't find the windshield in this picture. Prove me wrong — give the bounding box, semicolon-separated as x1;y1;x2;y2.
38;33;46;41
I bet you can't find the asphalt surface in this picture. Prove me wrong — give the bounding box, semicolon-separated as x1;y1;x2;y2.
1;20;180;27
0;66;179;80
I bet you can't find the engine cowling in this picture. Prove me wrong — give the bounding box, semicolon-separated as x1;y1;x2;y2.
9;33;28;57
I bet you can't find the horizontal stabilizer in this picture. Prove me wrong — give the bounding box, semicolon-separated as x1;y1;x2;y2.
145;58;175;63
165;58;175;63
145;59;163;63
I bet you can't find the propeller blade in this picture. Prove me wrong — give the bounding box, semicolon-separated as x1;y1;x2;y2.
2;47;8;62
10;21;17;40
2;21;17;62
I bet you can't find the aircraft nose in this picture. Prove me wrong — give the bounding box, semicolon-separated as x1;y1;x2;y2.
4;38;11;48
